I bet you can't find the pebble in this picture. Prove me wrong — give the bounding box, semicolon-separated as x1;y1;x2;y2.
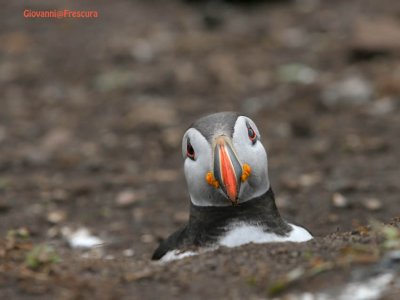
80;248;104;259
115;190;140;207
328;213;339;222
362;198;383;211
140;234;155;243
368;97;396;116
298;172;322;188
123;249;135;257
173;211;188;223
41;128;72;152
46;210;66;224
331;193;349;208
131;39;155;63
351;17;400;55
128;98;178;128
62;227;104;249
1;32;32;55
322;76;373;106
277;63;317;85
280;28;308;48
95;70;135;92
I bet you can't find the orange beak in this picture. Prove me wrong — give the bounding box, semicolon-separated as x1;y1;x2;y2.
213;136;242;204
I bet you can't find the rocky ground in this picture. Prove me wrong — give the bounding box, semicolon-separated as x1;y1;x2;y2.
0;0;400;299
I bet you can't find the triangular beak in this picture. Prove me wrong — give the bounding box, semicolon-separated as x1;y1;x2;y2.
213;136;242;204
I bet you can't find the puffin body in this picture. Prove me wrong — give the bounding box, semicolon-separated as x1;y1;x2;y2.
152;112;312;261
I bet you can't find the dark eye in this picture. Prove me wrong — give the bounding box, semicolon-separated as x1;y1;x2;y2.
247;125;257;144
186;140;195;160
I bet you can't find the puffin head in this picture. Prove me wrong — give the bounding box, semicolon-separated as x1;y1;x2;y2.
182;112;270;207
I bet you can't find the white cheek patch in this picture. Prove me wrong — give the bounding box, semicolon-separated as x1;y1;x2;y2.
232;116;270;202
183;129;216;206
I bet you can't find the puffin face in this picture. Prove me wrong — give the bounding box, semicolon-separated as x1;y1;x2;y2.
182;112;270;207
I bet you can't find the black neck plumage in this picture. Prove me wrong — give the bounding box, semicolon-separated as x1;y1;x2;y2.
151;187;294;260
186;188;291;246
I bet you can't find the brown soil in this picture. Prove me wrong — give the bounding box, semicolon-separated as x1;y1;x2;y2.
0;0;399;299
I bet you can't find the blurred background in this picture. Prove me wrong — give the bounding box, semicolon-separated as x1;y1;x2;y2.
0;0;399;285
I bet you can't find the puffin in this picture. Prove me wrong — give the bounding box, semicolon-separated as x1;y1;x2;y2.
152;112;312;260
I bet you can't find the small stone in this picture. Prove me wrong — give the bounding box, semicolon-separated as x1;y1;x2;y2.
95;70;135;92
328;213;339;222
46;210;66;224
277;64;317;85
298;172;321;188
0;32;32;56
41;128;72;152
368;97;396;116
30;203;44;215
122;249;134;257
115;190;140;207
280;28;308;48
127;98;178;128
24;147;49;166
131;39;155;63
173;211;188;223
322;76;373;106
47;227;60;238
351;18;400;55
281;177;300;191
362;198;383;211
81;247;104;259
140;234;154;243
332;193;349;208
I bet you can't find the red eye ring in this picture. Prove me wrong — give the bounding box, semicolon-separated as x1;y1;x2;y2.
186;141;195;160
247;125;257;144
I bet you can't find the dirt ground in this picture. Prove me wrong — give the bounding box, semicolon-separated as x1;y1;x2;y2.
0;0;400;299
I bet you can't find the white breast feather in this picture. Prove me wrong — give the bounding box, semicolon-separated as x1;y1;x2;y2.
218;223;313;248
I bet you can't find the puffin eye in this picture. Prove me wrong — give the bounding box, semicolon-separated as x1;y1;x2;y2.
186;140;195;160
247;124;257;144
